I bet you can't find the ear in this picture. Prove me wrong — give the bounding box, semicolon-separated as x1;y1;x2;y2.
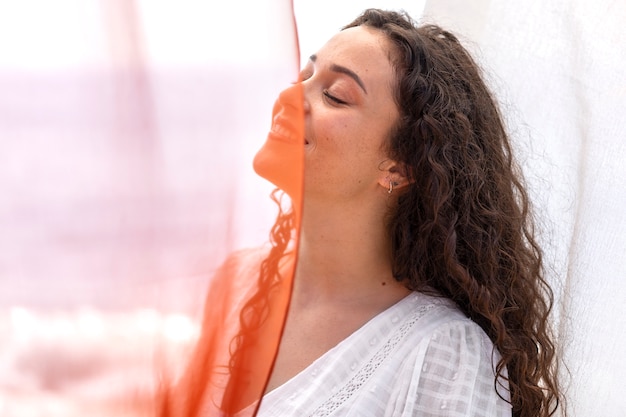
377;159;411;191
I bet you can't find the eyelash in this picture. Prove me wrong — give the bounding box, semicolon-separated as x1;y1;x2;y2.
323;90;347;105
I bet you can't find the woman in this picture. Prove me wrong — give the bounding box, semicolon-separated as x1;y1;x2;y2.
161;8;562;417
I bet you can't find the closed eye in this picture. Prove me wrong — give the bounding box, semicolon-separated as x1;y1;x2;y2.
323;90;347;105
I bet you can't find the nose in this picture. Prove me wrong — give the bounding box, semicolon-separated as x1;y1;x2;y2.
300;79;311;114
303;92;310;114
280;81;303;105
274;81;308;118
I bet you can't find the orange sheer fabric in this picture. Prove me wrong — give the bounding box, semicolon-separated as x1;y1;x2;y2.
163;35;305;417
0;0;302;415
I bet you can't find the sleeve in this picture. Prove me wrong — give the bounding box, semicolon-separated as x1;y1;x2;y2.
389;320;512;417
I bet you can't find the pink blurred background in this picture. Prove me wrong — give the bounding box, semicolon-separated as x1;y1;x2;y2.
0;0;296;414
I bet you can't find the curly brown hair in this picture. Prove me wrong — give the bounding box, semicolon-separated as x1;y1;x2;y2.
342;8;562;417
158;9;563;417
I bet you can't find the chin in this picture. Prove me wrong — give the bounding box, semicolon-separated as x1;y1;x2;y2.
253;135;304;199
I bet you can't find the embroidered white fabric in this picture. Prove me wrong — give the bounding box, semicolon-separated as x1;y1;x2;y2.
255;292;511;416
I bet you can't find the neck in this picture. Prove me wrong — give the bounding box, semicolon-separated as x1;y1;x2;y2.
292;195;409;307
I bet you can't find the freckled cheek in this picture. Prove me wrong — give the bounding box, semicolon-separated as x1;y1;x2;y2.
324;120;353;148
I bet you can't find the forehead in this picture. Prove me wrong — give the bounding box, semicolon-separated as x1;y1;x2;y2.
314;26;396;88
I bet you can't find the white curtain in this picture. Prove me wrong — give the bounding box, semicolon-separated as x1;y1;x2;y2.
422;1;626;416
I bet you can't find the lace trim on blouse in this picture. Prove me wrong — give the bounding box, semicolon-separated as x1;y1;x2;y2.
309;300;437;416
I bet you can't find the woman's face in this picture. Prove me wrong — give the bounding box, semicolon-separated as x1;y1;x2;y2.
301;26;399;202
254;26;399;203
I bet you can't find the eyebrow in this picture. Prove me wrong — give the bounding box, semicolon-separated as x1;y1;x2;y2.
310;54;368;94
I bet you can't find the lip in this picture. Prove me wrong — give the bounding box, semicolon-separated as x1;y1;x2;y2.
268;85;305;145
269;115;302;144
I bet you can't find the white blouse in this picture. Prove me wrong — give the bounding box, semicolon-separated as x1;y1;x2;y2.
255;292;511;416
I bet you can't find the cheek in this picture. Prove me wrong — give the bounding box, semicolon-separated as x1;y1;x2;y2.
313;114;353;152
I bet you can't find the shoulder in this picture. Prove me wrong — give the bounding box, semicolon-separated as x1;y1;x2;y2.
405;292;501;375
405;292;494;350
201;246;271;306
221;246;270;268
210;245;276;287
424;297;495;362
393;293;512;415
394;292;502;385
219;246;271;272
